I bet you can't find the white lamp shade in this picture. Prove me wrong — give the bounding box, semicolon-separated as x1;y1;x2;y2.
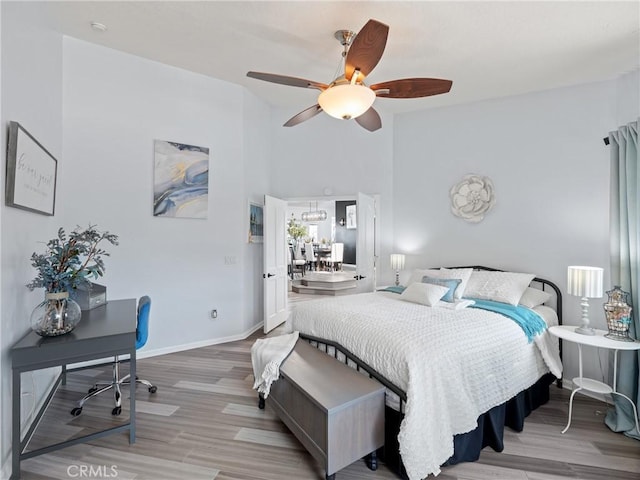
567;266;603;298
390;254;405;270
318;84;376;120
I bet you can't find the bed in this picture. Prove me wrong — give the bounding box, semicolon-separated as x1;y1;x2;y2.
284;266;563;480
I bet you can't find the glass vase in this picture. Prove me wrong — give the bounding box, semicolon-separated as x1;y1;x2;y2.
30;291;82;337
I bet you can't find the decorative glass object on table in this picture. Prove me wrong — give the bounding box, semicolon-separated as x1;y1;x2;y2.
30;292;81;337
603;286;634;341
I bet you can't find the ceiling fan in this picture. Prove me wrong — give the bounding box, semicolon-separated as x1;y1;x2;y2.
247;19;453;132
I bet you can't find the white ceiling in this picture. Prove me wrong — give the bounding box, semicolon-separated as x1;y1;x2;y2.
44;1;639;116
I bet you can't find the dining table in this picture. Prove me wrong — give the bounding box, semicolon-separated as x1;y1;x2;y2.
301;244;332;270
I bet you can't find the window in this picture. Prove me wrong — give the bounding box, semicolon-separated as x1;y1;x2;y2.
308;224;318;242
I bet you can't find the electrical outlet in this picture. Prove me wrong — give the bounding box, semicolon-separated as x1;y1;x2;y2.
210;309;218;319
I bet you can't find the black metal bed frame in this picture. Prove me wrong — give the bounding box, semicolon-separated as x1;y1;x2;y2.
296;266;564;477
300;266;563;394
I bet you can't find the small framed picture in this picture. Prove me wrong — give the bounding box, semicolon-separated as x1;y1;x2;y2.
248;202;264;243
346;204;357;229
6;121;57;216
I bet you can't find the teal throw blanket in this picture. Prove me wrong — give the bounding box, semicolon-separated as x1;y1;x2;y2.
468;299;547;343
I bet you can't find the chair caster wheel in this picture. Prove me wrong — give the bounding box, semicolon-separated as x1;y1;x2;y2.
88;386;98;394
149;386;157;394
70;407;83;416
112;406;122;416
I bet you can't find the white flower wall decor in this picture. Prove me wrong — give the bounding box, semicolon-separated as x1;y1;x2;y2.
450;174;496;223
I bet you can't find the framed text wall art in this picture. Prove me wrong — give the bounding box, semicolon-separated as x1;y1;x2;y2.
6;121;57;216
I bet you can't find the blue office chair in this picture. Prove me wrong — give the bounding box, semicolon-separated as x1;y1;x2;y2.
71;296;157;416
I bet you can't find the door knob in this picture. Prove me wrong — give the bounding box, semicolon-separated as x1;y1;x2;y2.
263;273;275;278
354;275;366;280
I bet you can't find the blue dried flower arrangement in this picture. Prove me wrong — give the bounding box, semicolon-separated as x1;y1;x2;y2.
27;225;119;294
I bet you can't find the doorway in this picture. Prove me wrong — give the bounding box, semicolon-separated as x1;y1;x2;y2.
284;194;376;303
262;193;378;333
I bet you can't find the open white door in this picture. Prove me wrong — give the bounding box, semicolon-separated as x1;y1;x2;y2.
263;195;288;333
355;192;376;293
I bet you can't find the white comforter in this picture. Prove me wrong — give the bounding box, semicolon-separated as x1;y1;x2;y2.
285;292;562;480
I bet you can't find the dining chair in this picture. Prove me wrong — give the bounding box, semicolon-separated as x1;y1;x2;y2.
304;242;317;271
290;246;306;278
328;243;344;271
316;244;331;271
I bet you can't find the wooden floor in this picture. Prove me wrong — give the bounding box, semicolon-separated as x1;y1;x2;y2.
17;331;640;480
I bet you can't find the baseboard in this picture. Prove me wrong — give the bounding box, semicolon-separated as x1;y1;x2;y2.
561;377;614;405
137;321;264;359
21;371;60;436
1;461;11;480
67;322;264;368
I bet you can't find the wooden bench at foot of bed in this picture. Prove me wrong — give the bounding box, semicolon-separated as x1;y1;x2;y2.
259;340;385;480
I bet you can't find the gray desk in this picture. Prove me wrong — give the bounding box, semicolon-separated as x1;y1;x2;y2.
11;298;137;479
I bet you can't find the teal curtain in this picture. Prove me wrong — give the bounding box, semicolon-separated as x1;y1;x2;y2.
605;118;639;440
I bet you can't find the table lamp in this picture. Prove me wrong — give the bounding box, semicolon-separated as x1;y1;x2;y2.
567;265;603;335
390;254;405;287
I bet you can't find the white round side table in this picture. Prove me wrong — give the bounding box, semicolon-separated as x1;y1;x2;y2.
548;325;640;434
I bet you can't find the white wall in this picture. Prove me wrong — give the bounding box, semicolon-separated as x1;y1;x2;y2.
269;110;395;285
614;70;639;125
392;79;630;386
62;37;267;352
242;90;271;331
0;2;63;473
0;28;272;477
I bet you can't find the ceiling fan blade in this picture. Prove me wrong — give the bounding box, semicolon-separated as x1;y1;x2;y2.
345;19;389;81
355;107;382;132
283;104;323;127
371;78;453;98
247;72;328;90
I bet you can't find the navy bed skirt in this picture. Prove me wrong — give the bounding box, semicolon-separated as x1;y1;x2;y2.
380;372;556;478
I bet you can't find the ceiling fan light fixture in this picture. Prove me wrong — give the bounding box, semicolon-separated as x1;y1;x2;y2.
318;84;375;120
247;19;451;131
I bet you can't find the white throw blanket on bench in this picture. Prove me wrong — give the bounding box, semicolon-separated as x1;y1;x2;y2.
251;331;299;398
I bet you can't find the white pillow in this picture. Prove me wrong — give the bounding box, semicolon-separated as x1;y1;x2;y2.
519;287;552;309
438;267;474;299
464;271;535;306
407;269;437;286
407;268;473;300
400;282;450;306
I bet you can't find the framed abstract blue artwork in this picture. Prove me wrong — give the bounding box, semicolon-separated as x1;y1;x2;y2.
153;140;209;218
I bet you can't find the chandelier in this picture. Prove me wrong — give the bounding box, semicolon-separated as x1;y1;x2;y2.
301;202;327;222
